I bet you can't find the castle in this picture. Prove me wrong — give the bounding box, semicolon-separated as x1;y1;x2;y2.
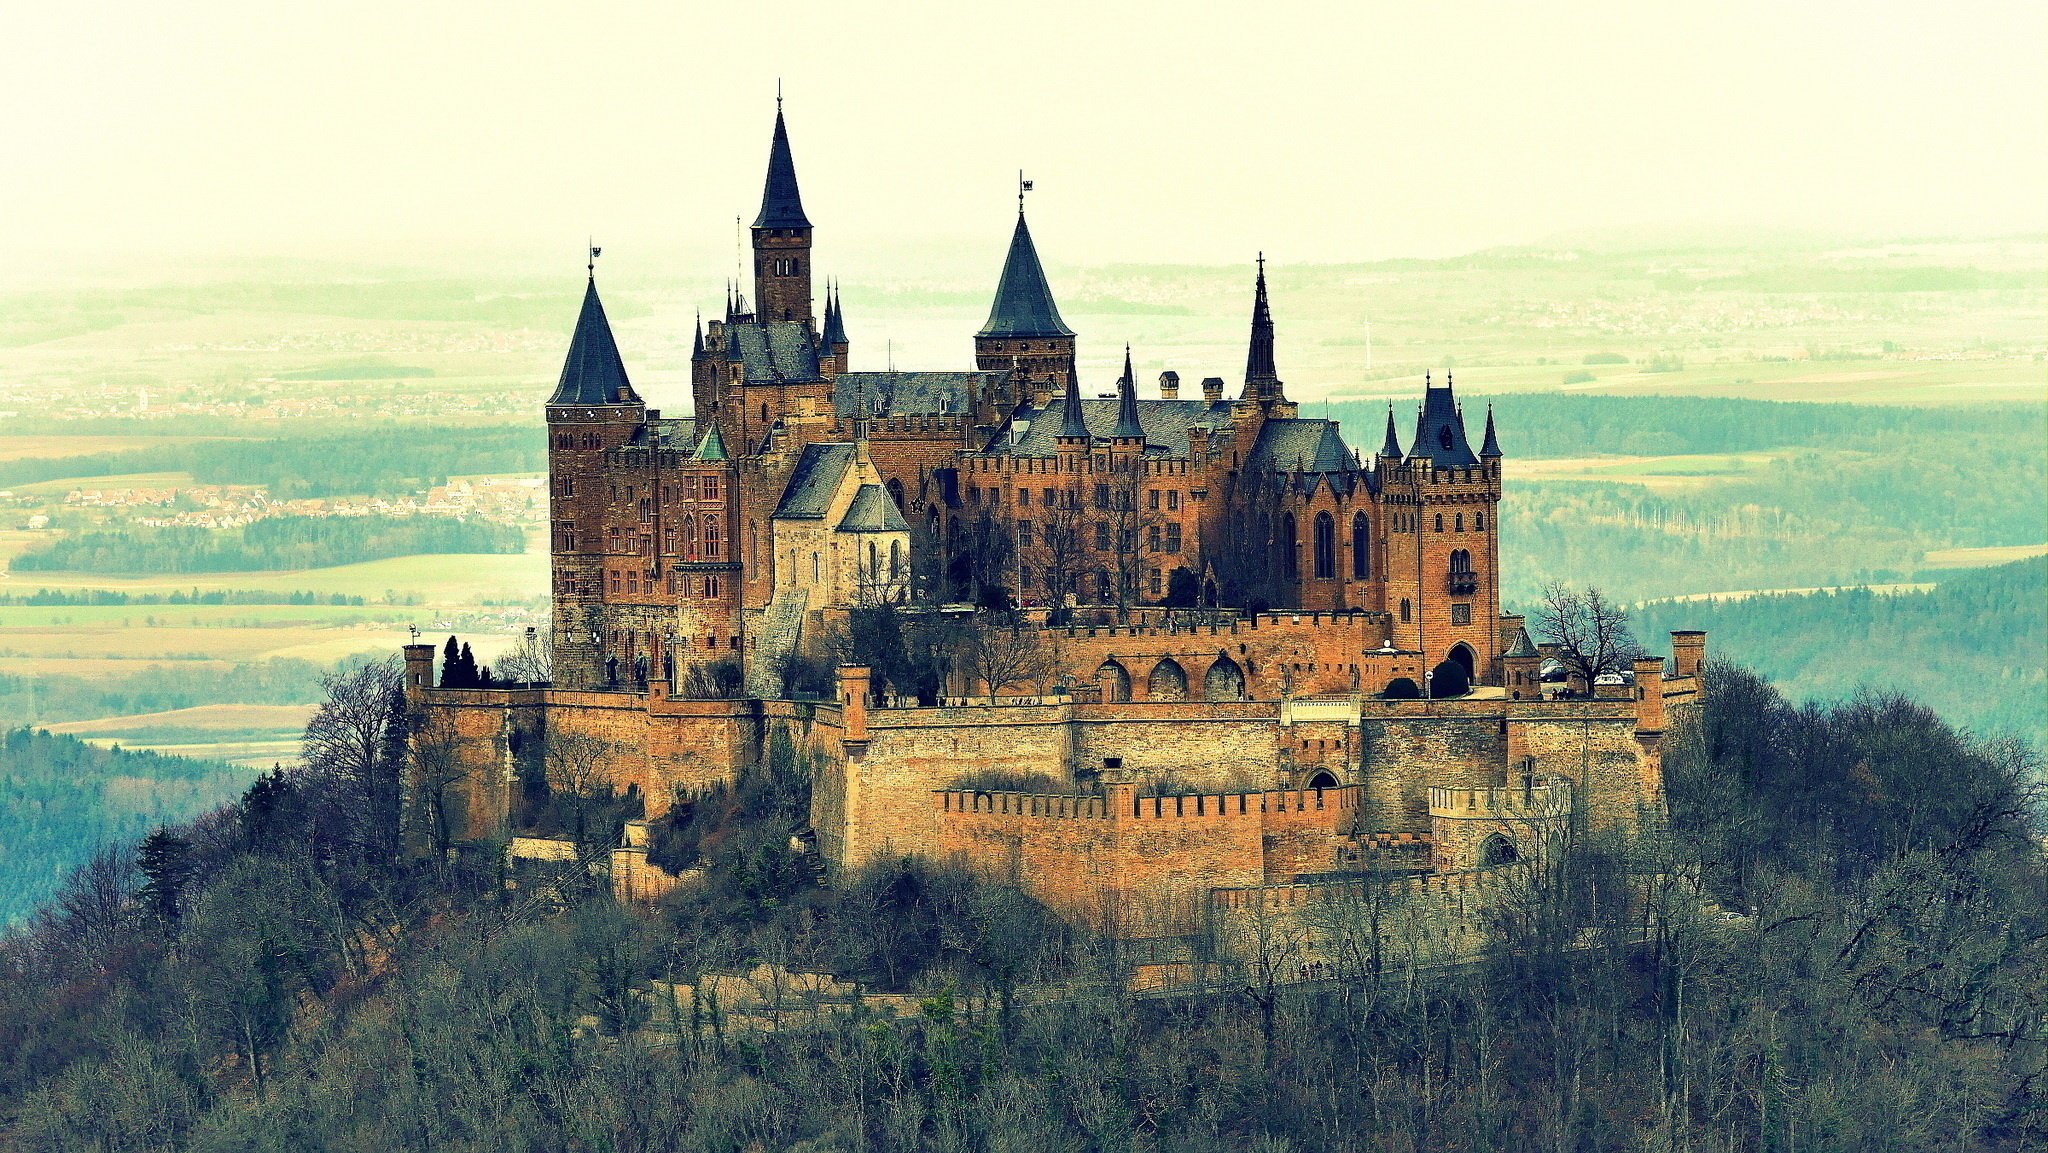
409;102;1706;962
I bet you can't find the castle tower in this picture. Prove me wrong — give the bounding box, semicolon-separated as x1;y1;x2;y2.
752;101;814;326
546;270;647;689
975;205;1076;408
1378;375;1503;688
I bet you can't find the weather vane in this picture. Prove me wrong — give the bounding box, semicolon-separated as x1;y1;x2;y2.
1018;170;1033;214
587;238;601;276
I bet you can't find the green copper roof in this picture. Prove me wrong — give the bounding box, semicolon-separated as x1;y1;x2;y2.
692;422;728;461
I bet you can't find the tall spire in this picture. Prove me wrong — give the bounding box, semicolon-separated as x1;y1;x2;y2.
1057;372;1089;441
1480;404;1503;458
1380;404;1404;458
549;275;638;406
979;212;1074;338
821;281;848;347
1244;254;1280;398
691;311;703;358
753;103;810;229
1112;345;1144;439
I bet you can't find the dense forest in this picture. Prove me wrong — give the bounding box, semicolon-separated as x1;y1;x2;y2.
11;515;522;573
0;660;2038;1150
0;730;251;924
0;425;543;498
1636;557;2047;750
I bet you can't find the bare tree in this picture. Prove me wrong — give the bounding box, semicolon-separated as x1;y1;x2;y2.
302;656;408;861
1103;464;1162;617
1036;486;1089;610
496;621;554;685
405;711;472;860
1533;582;1644;688
957;508;1017;608
546;731;622;861
959;613;1059;701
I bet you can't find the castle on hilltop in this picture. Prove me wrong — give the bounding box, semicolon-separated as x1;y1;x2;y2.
407;102;1707;970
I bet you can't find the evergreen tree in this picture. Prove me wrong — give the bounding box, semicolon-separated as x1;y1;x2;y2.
135;826;196;926
440;636;460;687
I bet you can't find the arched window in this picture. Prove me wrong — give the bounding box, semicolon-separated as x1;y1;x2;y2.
703;516;720;558
1351;513;1369;580
681;515;696;560
1455;513;1464;532
889;540;902;579
1434;513;1444;532
1400;598;1411;623
885;477;905;509
1312;513;1336;579
867;541;879;579
1450;548;1472;573
1306;770;1339;790
1475;512;1485;531
1097;660;1131;703
1480;834;1519;867
1280;513;1299;580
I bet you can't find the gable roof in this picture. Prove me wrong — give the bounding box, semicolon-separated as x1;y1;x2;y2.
978;213;1073;339
773;443;857;519
839;483;908;532
549;278;640;406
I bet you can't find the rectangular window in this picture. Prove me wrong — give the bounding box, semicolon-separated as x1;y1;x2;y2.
1043;487;1056;506
1094;523;1110;550
1451;604;1472;626
1018;521;1033;547
1094;483;1110;510
1148;524;1161;552
1166;490;1179;510
1149;570;1162;595
1020;566;1033;589
1018;488;1030;506
1166;523;1182;553
1147;489;1159;510
609;571;621;594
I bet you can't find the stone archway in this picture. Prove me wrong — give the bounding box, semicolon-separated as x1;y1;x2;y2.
1306;769;1340;790
1481;833;1519;867
1204;653;1246;701
1448;642;1477;680
1146;658;1188;701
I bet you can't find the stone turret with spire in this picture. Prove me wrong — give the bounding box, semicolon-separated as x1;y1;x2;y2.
1243;254;1287;410
752;95;814;326
975;177;1077;407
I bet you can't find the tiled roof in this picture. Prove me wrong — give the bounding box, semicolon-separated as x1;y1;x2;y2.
988;397;1235;457
977;213;1073;339
1248;419;1354;473
726;321;823;384
832;371;1007;418
1505;627;1539;658
839;483;908;532
549;278;640;406
774;443;856;518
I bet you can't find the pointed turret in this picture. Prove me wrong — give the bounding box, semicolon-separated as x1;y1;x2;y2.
753;105;810;229
1410;372;1479;466
821;282;848;347
1112;345;1144;440
979;212;1074;339
692;422;728;461
549;275;639;406
691;312;704;359
1380;404;1404;458
1243;255;1282;401
1480;405;1502;458
1056;373;1089;443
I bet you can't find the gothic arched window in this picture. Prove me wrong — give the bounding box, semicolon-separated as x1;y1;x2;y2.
703;516;721;558
1351;513;1370;579
1451;548;1472;573
1313;513;1336;580
1280;513;1299;580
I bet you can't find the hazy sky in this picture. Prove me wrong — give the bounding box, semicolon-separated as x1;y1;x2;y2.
3;1;2044;277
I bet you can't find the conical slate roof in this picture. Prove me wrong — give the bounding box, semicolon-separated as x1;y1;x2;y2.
1056;373;1089;439
978;213;1073;339
1410;375;1478;467
821;283;848;346
692;422;728;461
1112;346;1144;439
1480;405;1503;458
753;107;811;229
1245;259;1279;391
1505;627;1539;658
1380;405;1404;458
549;277;639;406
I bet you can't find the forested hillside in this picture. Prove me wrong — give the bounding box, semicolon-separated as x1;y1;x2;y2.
0;730;252;922
11;514;522;573
0;664;2038;1150
1636;558;2048;749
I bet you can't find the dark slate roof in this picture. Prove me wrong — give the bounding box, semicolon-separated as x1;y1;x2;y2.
991;397;1235;457
1112;347;1144;439
1380;406;1404;457
831;371;1006;418
1480;405;1503;458
821;284;848;346
1245;262;1279;390
838;483;908;532
725;321;823;383
1248;419;1353;473
774;443;856;518
1411;380;1479;467
752;108;810;229
644;416;696;447
549;278;640;406
978;213;1073;339
1505;627;1539;659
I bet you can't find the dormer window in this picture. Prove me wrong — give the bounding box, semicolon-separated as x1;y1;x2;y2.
1439;426;1454;451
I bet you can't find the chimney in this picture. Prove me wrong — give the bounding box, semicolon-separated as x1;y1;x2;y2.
1158;371;1179;399
1202;376;1225;402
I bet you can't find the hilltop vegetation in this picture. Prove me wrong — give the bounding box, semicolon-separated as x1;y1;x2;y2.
0;730;251;922
11;515;522;574
1636;557;2048;750
0;663;2038;1150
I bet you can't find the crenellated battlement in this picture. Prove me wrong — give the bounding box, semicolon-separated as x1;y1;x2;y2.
935;784;1358;823
1427;781;1572;821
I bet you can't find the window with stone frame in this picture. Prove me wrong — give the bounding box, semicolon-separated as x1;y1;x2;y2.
1451;604;1472;626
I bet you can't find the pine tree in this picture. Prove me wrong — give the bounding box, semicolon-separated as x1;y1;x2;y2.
136;826;196;926
440;636;461;687
457;642;478;688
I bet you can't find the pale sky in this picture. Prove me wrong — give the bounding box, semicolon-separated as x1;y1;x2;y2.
2;0;2044;278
